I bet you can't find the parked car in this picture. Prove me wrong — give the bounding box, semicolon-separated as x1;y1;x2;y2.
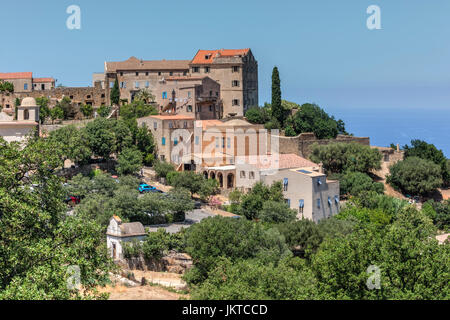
194;201;202;209
151;189;165;194
138;184;156;193
64;196;81;205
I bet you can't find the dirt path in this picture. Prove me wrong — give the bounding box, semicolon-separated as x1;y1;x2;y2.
100;284;188;300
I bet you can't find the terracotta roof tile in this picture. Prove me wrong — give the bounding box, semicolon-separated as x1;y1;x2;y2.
33;77;54;83
148;115;195;120
0;72;32;80
191;49;250;64
106;56;190;72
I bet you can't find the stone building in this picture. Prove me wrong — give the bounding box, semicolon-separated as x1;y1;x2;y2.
0;72;54;93
0;97;39;143
190;49;258;117
101;48;258;118
261;167;340;222
106;215;147;261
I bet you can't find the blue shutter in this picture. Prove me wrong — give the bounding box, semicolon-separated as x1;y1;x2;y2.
283;178;288;185
195;136;199;145
317;199;321;209
328;197;332;206
162;137;166;146
299;199;304;208
286;199;291;207
174;138;178;146
335;195;339;204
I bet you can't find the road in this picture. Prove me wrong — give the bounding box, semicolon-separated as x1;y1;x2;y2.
146;209;215;234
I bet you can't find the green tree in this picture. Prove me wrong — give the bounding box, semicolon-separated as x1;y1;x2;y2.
110;79;120;106
50;105;64;124
245;106;270;124
80;104;94;119
404;139;449;186
0;81;14;93
259;200;297;224
292;103;344;139
117;147;143;175
184;216;291;284
276;219;323;258
0;137;113;299
387;157;443;196
36;97;50;124
154;160;175;179
48;125;92;165
239;181;285;220
98;105;112;118
271;66;284;126
336;171;384;197
120;100;158;120
310;142;382;174
85;118;116;159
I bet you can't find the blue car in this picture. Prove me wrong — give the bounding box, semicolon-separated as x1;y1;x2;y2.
138;184;155;193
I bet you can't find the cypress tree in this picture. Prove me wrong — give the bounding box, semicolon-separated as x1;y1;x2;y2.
271;66;283;126
110;78;120;106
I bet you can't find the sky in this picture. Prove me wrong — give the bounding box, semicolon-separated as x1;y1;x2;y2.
1;0;449;152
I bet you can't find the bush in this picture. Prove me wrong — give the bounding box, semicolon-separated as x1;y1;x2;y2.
310;142;382;174
154;160;175;179
259;200;297;224
387;157;443;196
117;147;143;175
183;216;291;284
337;171;384;197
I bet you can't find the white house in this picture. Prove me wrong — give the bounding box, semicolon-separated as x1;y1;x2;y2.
106;215;147;260
0;97;40;143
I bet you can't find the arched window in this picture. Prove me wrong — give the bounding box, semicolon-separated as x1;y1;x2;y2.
23;109;29;120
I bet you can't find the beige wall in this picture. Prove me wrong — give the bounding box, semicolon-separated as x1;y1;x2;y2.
261;168;340;222
0;124;37;143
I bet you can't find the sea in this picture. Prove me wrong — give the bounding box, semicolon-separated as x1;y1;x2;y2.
325;105;450;158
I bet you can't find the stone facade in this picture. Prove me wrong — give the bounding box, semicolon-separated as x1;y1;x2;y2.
0;72;54;94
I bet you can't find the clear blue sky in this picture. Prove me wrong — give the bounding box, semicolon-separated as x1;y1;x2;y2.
1;0;449;110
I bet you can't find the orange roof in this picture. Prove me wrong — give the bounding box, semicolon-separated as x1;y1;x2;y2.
106;56;190;72
150;115;195;120
0;72;32;80
191;49;250;64
33;77;54;83
198;119;223;129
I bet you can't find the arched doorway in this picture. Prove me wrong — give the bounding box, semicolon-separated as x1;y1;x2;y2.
217;172;223;188
210;172;216;180
227;173;234;189
203;171;208;179
23;109;29;120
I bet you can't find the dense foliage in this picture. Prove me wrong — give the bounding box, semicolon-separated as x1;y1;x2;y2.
333;171;384;197
387;157;443;196
310;142;382;174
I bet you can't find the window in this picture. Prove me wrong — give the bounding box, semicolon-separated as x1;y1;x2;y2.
70;95;74;99
101;94;105;98
209;90;212;96
160;155;165;161
169;72;173;76
86;95;91;99
195;136;199;145
216;92;219;97
41;84;45;90
23;109;29;120
232;66;239;73
154;122;157;129
283;178;288;191
192;67;200;73
24;83;28;90
162;137;166;146
299;200;304;213
145;81;149;88
232;99;240;106
286;199;291;207
222;137;225;148
249;171;255;179
328;197;332;206
174;138;178;146
135;82;139;88
317;199;321;209
169;121;173;129
145;72;149;76
209;105;213;112
227;137;231;148
158;72;162;76
136;72;139;76
183;121;187;128
183;71;187;76
120;82;126;88
162;91;167;99
187;105;192;112
110;82;114;88
232;80;240;87
240;171;246;178
215;137;219;148
335;195;339;204
317;178;322;186
198;105;202;112
120;72;123;76
205;67;210;73
188;91;191;98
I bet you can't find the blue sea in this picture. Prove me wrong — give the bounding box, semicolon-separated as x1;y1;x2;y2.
325;106;450;158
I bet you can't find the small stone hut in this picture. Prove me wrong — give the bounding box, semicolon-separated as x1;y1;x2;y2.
106;215;147;260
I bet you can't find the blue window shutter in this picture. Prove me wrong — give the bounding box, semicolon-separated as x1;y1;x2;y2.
162;137;166;146
317;199;321;208
195;136;199;145
328;197;332;205
174;138;178;146
335;195;339;204
287;199;291;206
283;178;288;185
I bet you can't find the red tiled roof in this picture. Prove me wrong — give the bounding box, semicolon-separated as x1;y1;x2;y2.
237;153;318;170
105;56;190;72
149;115;195;120
166;76;206;81
33;77;54;83
0;72;32;80
191;49;250;64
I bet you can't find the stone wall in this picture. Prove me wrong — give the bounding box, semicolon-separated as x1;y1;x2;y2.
119;251;193;274
274;132;371;158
